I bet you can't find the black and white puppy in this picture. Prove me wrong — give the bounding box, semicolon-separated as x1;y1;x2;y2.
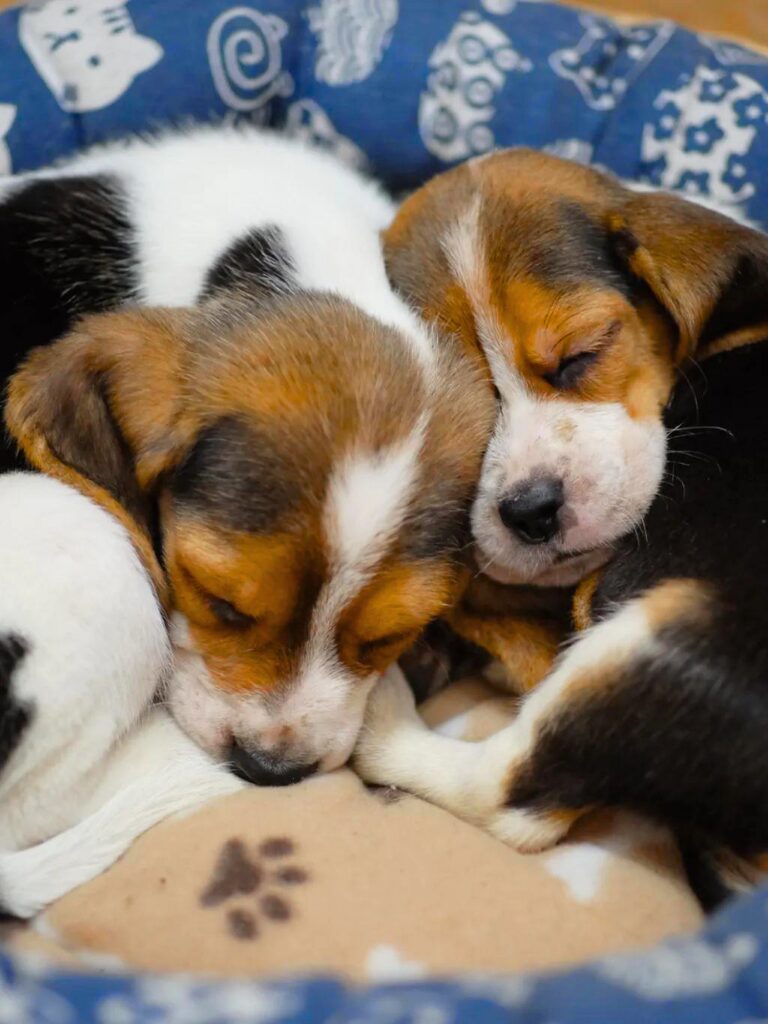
0;473;241;919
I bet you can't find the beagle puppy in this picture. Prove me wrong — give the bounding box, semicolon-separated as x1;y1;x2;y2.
0;472;242;919
381;149;764;588
2;127;493;792
355;150;768;895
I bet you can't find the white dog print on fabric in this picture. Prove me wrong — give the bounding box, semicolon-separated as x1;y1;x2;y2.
596;934;757;1000
419;11;532;163
641;67;768;206
550;15;673;111
18;0;162;113
0;104;16;175
207;7;293;116
284;99;368;170
307;0;398;86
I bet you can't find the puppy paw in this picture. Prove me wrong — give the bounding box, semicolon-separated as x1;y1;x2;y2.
352;668;424;786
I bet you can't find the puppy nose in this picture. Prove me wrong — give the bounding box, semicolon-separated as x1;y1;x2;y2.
498;477;564;545
228;741;318;787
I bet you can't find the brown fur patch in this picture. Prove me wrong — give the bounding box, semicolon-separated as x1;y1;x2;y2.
572;570;603;631
448;607;560;694
338;562;460;675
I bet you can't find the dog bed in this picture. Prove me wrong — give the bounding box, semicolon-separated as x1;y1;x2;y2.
1;0;768;1019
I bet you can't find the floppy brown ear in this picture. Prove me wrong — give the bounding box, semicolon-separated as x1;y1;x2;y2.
608;192;768;363
5;307;199;603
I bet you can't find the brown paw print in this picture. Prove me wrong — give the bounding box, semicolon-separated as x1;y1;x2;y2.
199;836;309;941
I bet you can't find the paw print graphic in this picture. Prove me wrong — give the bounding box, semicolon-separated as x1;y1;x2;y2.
200;836;309;941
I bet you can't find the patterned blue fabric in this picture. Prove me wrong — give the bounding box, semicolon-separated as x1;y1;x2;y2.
2;0;768;223
1;884;768;1021
2;0;768;1017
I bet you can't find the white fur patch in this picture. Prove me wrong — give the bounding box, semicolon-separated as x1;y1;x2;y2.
0;474;239;918
327;424;425;571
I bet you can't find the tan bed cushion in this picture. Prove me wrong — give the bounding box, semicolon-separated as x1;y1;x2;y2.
6;680;701;980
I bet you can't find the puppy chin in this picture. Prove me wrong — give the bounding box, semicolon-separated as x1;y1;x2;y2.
478;542;612;588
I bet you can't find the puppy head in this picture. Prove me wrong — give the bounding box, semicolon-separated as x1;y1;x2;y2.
385;149;768;586
6;294;492;777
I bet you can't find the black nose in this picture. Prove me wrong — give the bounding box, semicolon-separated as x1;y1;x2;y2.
498;477;564;545
228;742;318;787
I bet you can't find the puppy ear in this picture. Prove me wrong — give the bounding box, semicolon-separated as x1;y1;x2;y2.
608;192;768;364
5;308;198;601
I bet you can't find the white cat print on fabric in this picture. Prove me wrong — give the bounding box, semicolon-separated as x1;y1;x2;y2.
207;7;293;114
420;11;531;163
0;103;15;174
19;0;163;113
307;0;398;86
284;99;367;170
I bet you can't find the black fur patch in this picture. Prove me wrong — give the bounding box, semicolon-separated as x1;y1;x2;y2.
400;478;474;561
0;633;32;773
171;415;301;533
399;619;492;704
0;174;137;472
699;251;768;348
539;201;634;297
200;226;295;302
506;340;768;859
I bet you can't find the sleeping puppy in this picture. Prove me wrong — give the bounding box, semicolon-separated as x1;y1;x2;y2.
354;150;768;883
0;472;241;919
2;127;493;789
381;149;764;588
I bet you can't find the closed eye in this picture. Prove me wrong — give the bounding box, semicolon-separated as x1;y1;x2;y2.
207;596;257;629
358;630;415;661
544;350;598;390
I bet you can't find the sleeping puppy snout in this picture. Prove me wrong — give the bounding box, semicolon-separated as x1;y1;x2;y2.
473;392;666;586
168;614;373;778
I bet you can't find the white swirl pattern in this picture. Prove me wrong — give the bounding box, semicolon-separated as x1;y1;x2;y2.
207;6;294;113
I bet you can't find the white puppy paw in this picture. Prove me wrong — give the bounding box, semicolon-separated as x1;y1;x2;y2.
352;667;424;785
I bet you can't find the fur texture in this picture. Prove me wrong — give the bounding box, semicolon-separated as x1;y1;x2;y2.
0;473;241;918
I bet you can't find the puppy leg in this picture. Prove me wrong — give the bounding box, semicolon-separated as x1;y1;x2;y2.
355;580;713;851
0;710;242;918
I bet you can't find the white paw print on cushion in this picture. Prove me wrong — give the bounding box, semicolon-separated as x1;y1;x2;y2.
19;0;162;113
419;11;531;163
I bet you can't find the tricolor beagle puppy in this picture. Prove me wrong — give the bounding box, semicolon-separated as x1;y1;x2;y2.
355;150;768;900
0;128;493;915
